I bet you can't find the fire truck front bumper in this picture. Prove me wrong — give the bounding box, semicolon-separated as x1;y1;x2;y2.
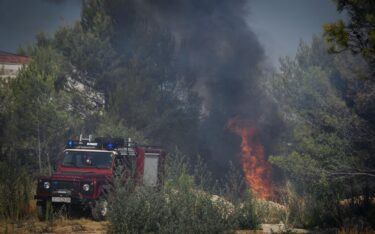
34;194;96;208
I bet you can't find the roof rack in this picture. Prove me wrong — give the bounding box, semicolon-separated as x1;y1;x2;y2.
66;135;137;153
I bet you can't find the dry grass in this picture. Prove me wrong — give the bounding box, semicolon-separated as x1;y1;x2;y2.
337;228;375;234
236;230;264;234
0;218;108;234
339;196;375;206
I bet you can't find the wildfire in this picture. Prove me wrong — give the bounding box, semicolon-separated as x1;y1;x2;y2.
227;118;273;200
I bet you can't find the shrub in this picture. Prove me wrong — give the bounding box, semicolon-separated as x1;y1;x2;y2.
234;191;260;230
108;172;236;233
0;158;34;220
108;151;261;233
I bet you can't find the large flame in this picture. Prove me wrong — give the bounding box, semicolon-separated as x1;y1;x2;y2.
227;118;273;200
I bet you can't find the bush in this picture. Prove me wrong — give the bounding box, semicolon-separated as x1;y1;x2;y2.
234;191;260;230
0;158;34;220
108;172;236;233
108;151;260;233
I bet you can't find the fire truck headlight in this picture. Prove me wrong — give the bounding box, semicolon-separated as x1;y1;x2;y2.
82;184;90;192
43;181;50;189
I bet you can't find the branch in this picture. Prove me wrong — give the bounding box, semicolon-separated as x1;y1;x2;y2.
327;171;375;178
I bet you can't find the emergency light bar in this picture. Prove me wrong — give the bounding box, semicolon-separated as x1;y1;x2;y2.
65;136;134;150
95;137;125;150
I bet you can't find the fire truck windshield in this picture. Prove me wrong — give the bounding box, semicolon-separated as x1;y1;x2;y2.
62;151;113;168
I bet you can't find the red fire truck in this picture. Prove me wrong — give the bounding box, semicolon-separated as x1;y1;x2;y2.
34;135;165;221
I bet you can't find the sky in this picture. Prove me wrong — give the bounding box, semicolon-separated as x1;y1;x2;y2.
0;0;344;68
0;0;81;53
248;0;344;66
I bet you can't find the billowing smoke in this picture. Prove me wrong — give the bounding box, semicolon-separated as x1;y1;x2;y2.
143;0;265;115
103;0;282;175
146;0;281;173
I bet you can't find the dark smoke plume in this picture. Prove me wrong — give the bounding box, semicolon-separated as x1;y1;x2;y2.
149;0;280;172
103;0;282;174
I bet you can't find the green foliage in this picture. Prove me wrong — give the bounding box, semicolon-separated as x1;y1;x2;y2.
265;36;375;228
0;45;78;222
109;163;233;233
108;151;260;233
0;157;33;220
268;39;359;183
222;161;247;203
94;113;147;143
53;22;115;79
234;191;260;230
3;47;72;173
324;0;375;77
81;0;112;37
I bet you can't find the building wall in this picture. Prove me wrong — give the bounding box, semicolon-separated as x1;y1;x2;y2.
0;51;30;81
0;63;24;79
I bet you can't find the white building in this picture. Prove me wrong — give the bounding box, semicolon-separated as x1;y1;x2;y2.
0;51;30;80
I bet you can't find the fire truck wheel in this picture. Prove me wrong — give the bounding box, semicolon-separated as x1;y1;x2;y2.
91;199;108;221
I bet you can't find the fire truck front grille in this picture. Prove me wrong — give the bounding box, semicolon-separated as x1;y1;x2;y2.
51;181;77;191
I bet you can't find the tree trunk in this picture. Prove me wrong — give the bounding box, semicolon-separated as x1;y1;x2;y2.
37;120;42;172
46;151;52;176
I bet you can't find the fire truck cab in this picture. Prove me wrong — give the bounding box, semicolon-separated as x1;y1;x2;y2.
34;135;165;221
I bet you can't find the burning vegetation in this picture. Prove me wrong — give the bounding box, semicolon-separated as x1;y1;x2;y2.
227;118;273;200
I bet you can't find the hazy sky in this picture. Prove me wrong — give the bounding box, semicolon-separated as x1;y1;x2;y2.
248;0;344;66
0;0;343;67
0;0;81;52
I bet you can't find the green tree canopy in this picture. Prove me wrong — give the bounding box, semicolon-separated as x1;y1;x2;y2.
324;0;375;78
2;46;73;173
265;35;375;227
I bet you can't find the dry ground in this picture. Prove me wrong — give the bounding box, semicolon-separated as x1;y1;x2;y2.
1;219;310;234
2;219;375;234
1;218;307;234
0;218;108;234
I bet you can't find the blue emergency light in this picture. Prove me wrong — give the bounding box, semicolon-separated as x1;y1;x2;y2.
105;142;114;150
67;140;75;148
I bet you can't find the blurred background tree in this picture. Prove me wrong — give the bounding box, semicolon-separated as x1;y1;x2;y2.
324;0;375;78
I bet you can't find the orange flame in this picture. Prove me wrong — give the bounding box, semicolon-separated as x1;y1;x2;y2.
227;118;273;200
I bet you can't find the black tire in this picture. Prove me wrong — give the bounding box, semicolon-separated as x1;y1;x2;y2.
37;204;46;221
91;199;108;221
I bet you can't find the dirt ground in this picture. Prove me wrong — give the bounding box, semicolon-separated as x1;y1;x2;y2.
0;218;108;234
3;220;374;234
1;219;312;234
1;218;311;234
237;224;309;234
